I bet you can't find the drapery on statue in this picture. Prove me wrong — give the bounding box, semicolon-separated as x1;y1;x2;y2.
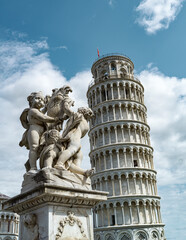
19;85;94;179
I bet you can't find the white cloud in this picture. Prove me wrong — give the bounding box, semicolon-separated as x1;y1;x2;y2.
137;66;186;186
0;39;91;196
136;0;185;34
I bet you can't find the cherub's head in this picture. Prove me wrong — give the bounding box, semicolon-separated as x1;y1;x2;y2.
77;107;93;120
27;92;45;109
60;85;72;95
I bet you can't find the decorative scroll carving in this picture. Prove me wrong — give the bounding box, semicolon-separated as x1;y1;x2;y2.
56;211;87;240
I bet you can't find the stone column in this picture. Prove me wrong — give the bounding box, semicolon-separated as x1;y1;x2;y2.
103;153;107;170
99;88;102;103
105;86;108;101
128;126;131;142
136;201;140;224
134;126;137;142
126;105;129;119
106;107;109;122
126;175;130;194
128;203;133;224
102;130;105;146
113;205;117;225
134;87;137;101
117;83;120;99
143;203;147;224
105;178;108;192
121;126;125;142
133;175;137;194
145;177;149;195
124;149;127;167
101;108;104;123
116;149;120;168
129;86;132;100
114;126;118;143
101;208;104;227
119;103;122;119
111;84;114;100
149;203;153;223
111;176;115;196
108;128;111;144
118;175;123;195
131;106;134;119
113;105;116;120
139;175;143;194
107;206;110;226
121;204;125;225
136;108;139;120
109;150;113;168
123;85;126;99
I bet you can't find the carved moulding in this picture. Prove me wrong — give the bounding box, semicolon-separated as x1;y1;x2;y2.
56;211;88;240
3;184;107;214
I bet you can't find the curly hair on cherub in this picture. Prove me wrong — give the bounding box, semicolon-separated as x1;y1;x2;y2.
77;107;93;118
27;92;45;107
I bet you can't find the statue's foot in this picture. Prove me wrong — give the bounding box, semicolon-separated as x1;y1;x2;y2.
54;164;66;170
84;168;95;178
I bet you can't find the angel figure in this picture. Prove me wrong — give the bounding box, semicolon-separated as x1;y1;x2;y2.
19;92;59;173
54;107;94;177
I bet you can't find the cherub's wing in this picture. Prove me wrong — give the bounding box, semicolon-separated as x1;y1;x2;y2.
20;108;29;129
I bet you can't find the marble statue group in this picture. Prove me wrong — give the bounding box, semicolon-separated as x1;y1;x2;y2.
19;85;94;178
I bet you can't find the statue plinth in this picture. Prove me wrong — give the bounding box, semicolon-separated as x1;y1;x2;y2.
21;168;92;194
3;179;107;240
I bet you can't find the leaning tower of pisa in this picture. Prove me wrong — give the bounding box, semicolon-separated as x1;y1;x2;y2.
87;54;166;240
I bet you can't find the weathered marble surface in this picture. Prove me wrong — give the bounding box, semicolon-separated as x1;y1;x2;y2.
3;185;107;240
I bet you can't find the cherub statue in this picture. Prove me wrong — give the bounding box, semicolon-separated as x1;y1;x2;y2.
19;92;59;173
54;107;94;177
39;129;63;169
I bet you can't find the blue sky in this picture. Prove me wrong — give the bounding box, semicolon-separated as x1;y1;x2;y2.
0;0;186;239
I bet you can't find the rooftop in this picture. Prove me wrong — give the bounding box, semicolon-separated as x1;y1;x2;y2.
0;193;10;200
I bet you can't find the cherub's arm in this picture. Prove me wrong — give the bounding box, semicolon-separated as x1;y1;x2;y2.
63;101;74;117
30;109;58;123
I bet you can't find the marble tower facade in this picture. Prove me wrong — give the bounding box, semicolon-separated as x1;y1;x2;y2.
87;54;166;240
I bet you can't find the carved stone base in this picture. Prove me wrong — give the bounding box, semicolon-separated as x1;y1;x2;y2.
21;168;92;194
3;184;107;240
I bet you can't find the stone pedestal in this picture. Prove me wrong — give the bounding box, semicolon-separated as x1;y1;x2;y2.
3;169;107;240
